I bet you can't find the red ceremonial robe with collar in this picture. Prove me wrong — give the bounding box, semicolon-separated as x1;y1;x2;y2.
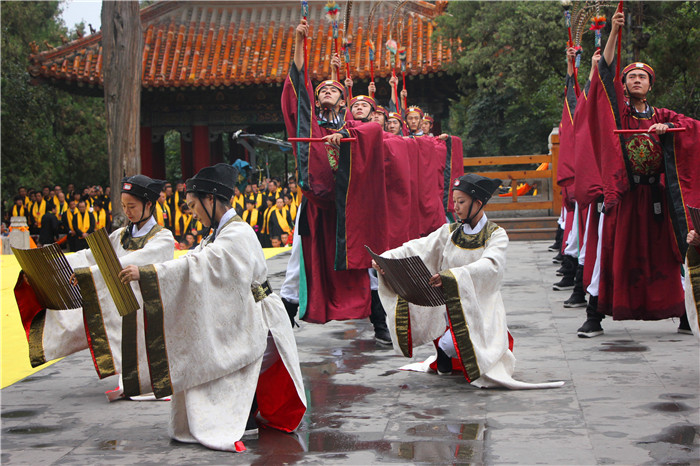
583;56;700;320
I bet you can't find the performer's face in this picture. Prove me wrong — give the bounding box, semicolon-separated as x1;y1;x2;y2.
420;120;432;134
317;85;344;108
121;193;150;224
351;101;373;120
453;190;481;222
387;118;402;135
371;112;386;127
406;112;421;131
186;193;212;228
625;71;651;99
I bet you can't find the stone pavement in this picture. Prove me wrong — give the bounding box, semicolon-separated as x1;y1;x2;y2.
1;240;698;464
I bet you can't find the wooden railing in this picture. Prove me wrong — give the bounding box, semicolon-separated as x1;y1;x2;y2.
463;130;561;215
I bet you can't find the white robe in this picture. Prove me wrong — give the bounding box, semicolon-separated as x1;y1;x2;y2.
23;222;174;384
685;249;700;340
378;220;564;390
135;215;306;452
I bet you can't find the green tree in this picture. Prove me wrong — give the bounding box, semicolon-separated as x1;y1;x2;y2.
1;1;107;211
435;1;698;158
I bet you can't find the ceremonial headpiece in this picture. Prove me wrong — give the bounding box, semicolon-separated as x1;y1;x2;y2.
349;94;377;111
422;115;434;125
406;106;424;118
452;174;502;206
186;163;238;201
375;105;389;119
314;80;347;99
387;112;404;123
120;174;165;204
622;62;655;85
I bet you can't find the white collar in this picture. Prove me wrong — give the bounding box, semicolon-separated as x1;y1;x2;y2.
462;213;488;235
214;208;237;238
131;216;157;238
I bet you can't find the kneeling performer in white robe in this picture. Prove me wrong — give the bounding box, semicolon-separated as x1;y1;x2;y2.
15;175;174;397
374;174;564;390
120;163;306;452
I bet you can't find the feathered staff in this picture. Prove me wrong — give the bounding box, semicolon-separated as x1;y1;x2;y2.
386;38;398;110
367;39;376;96
561;0;581;96
365;1;381;97
589;14;606;51
398;44;407;110
324;1;341;76
615;0;623;81
301;0;309;83
343;36;352;98
343;1;353;78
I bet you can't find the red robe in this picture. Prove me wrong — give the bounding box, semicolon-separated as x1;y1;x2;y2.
281;64;463;323
585;57;700;320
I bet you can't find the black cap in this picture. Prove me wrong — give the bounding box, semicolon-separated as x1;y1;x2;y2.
452;174;501;205
185;163;238;200
121;174;165;204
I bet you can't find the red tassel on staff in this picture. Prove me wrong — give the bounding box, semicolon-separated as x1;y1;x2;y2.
615;0;623;81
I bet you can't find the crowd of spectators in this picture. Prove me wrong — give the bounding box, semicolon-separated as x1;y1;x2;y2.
3;176;300;251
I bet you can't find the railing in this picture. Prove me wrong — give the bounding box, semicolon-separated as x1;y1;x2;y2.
462;130;561;215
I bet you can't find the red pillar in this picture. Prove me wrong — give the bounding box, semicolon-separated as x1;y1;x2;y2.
192;125;211;173
180;131;194;180
152;134;166;180
140;126;154;176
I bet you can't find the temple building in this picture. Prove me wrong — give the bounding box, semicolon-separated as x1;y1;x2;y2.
28;0;454;179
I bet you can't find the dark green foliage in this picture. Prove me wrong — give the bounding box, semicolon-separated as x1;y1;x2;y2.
1;1;107;210
435;1;698;158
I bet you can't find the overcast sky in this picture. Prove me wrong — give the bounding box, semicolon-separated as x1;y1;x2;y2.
60;0;102;31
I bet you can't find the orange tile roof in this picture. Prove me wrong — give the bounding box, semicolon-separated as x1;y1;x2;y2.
28;1;452;89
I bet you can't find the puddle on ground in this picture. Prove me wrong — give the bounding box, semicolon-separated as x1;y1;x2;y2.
637;423;700;464
660;393;695;401
1;410;38;419
645;402;692;413
599;340;648;352
4;425;61;434
244;422;485;464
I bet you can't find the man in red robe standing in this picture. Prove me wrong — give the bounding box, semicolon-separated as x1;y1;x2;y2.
576;10;700;337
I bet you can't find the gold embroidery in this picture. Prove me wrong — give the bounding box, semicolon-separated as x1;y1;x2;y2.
394;297;412;357
441;269;480;382
76;267;116;378
139;264;173;399
120;224;165;251
450;221;500;250
28;310;47;368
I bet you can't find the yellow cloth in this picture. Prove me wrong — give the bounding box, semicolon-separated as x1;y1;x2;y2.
75;211;93;233
242;209;259;228
155;202;172;227
31;199;47;227
11;205;27;218
232;194;245;212
262;207;274;235
95;209;107;230
273;208;291;234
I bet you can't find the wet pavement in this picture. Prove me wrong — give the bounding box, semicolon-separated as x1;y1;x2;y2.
1;240;699;464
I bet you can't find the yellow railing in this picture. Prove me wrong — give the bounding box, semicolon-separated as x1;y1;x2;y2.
462;132;562;215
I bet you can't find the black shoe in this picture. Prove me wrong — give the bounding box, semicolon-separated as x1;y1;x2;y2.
436;346;452;375
577;319;604;338
370;290;392;345
552;252;564;264
553;276;575;290
564;290;587;308
282;298;299;328
374;327;392;346
548;228;564;251
678;313;693;335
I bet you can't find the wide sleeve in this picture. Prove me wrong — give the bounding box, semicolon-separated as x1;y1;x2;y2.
438;227;510;382
136;221;268;398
